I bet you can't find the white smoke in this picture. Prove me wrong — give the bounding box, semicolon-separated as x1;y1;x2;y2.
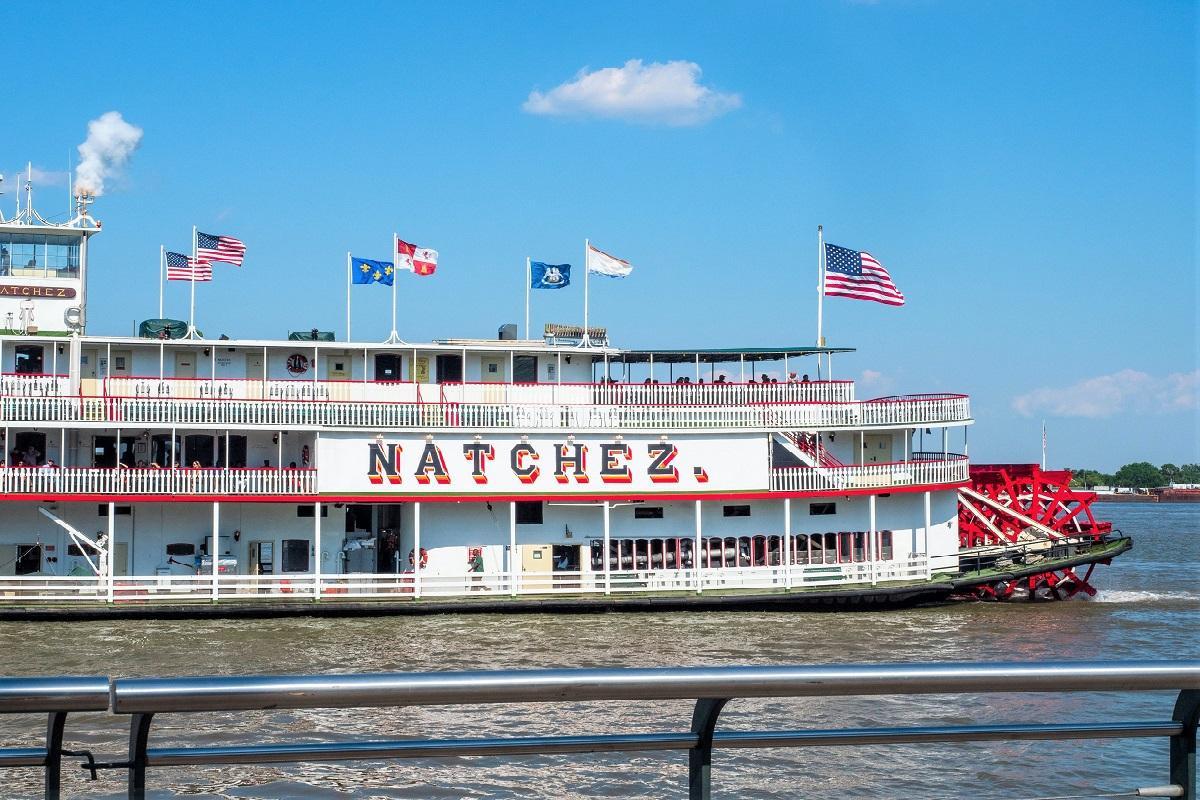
75;111;143;197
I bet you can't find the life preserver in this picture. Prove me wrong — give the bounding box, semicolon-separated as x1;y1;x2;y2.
409;548;429;569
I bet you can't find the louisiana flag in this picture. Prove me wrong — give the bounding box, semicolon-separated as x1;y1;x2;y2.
531;262;571;289
351;257;394;286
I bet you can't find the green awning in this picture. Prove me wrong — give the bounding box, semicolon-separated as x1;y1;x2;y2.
595;346;854;364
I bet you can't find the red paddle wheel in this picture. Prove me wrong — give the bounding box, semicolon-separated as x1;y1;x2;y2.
957;464;1115;601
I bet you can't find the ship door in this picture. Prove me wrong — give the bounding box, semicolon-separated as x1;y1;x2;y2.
861;434;892;464
183;435;215;467
248;541;274;575
326;356;350;380
174;351;196;379
374;353;402;381
521;544;552;575
93;436;136;468
481;357;505;383
551;545;581;588
435;354;462;384
110;350;132;377
12;431;47;466
245;351;264;380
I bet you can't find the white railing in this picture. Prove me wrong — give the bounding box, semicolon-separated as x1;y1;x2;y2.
0;373;70;397
99;378;855;407
91;395;970;430
104;377;423;404
0;556;929;604
0;395;93;422
769;456;970;492
0;467;315;496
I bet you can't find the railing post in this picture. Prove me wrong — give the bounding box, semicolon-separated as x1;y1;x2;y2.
44;711;66;800
127;712;154;800
1172;689;1200;800
688;698;728;800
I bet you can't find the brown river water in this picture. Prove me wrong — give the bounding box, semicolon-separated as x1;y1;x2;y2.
0;503;1195;799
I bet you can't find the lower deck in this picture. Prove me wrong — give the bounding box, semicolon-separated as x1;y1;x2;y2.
0;492;960;605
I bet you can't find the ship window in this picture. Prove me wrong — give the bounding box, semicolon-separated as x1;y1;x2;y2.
281;539;310;572
513;355;538;383
165;543;196;556
96;505;132;516
634;506;664;519
296;505;329;518
13;345;44;374
515;501;543;525
809;502;836;516
67;543;100;557
722;505;751;517
879;530;894;560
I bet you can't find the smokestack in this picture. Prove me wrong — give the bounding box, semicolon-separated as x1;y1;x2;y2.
75;111;143;197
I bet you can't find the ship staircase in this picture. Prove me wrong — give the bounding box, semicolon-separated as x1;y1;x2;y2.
957;464;1117;602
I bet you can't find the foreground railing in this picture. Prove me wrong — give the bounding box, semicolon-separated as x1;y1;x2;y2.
0;676;110;799
0;557;931;604
0;467;315;496
13;661;1168;799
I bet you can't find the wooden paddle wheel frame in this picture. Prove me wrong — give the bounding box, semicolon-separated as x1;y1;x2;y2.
957;464;1115;601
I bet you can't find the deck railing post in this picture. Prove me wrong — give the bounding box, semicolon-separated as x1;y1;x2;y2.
1171;689;1200;800
127;712;155;800
44;711;66;800
688;698;729;800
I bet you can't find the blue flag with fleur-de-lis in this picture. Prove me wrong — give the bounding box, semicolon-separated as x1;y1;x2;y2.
351;257;395;286
530;262;571;289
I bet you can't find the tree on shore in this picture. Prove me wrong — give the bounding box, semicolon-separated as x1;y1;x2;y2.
1112;462;1165;489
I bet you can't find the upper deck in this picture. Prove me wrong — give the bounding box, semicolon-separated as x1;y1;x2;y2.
0;334;971;432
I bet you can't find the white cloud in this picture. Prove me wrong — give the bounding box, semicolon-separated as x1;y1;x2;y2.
859;369;895;394
522;59;741;126
1012;369;1199;418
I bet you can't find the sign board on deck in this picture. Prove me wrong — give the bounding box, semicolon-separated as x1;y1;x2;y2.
317;433;769;497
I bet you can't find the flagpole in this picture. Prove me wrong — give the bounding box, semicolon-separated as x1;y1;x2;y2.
158;245;164;320
1041;420;1047;470
345;251;352;342
582;239;590;346
189;225;197;338
387;232;399;343
524;257;531;339
816;224;825;348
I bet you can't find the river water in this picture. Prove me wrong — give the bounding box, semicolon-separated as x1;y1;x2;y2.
0;503;1195;799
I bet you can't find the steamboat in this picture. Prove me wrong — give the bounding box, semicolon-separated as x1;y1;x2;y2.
0;176;1128;618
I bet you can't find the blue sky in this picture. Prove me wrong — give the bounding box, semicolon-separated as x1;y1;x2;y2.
6;1;1196;471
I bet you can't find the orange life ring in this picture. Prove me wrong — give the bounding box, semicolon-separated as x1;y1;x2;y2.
409;548;429;569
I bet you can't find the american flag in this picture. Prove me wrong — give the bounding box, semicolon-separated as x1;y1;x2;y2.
824;243;905;306
165;251;212;282
196;231;246;266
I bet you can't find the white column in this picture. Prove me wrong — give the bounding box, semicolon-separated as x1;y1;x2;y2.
509;502;517;596
602;501;611;595
211;501;220;601
413;501;421;599
313;500;322;598
694;500;702;594
923;490;932;578
783;498;792;590
106;502;115;604
868;494;877;586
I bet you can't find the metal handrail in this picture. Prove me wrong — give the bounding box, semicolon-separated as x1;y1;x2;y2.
97;660;1200;800
0;677;110;799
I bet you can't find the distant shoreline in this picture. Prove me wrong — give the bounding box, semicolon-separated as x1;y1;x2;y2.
1092;492;1199;504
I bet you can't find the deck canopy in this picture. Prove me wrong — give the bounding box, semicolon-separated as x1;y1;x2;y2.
593;346;854;364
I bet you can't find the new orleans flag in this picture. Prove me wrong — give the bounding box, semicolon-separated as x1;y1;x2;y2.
351;257;395;286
